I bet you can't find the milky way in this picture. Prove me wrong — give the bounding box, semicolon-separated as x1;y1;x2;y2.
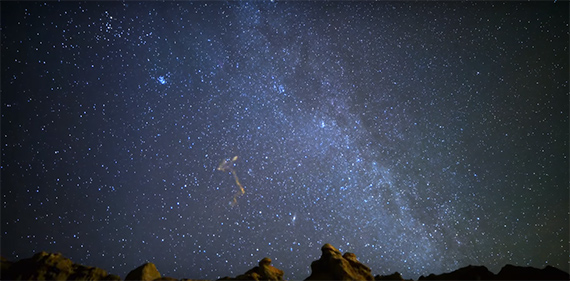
1;1;568;280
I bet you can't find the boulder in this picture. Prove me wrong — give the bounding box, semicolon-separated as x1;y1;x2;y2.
305;243;373;281
125;262;162;281
1;251;119;281
220;257;284;281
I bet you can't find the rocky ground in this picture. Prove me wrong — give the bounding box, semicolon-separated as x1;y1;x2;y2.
1;243;568;280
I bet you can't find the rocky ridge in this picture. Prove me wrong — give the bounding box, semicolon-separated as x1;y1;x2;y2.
418;263;570;281
1;244;568;281
0;251;120;280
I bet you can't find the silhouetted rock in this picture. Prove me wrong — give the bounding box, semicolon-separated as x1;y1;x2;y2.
418;265;494;280
375;272;412;281
496;264;570;280
2;248;569;281
218;257;284;281
418;264;570;281
155;277;179;281
305;243;373;281
1;251;120;281
125;262;162;281
0;256;14;280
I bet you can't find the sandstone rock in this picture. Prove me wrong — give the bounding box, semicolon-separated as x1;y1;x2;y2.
3;249;569;281
259;257;272;267
125;262;162;281
496;264;570;280
219;257;284;281
305;243;373;281
2;251;119;281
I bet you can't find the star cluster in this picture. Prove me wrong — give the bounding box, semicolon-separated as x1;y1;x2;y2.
1;1;568;280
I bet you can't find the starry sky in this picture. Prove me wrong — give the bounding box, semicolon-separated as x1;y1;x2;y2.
1;1;568;280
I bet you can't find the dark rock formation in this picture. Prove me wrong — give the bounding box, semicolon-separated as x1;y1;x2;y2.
2;246;569;281
375;271;412;281
305;243;373;281
0;251;120;281
418;265;494;280
1;256;14;280
495;264;570;280
155;277;180;281
218;257;284;281
418;264;570;280
125;262;162;281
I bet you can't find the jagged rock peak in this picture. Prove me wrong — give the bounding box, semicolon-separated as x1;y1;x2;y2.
305;243;374;281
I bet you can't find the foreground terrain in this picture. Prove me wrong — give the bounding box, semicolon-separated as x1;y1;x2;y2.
1;244;568;280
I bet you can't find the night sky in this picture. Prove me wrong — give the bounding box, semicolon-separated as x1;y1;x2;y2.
1;1;568;280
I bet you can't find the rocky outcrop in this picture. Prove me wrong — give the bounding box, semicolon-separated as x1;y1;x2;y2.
0;251;120;281
305;243;373;281
1;246;569;281
218;257;284;281
418;264;570;280
125;262;162;281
